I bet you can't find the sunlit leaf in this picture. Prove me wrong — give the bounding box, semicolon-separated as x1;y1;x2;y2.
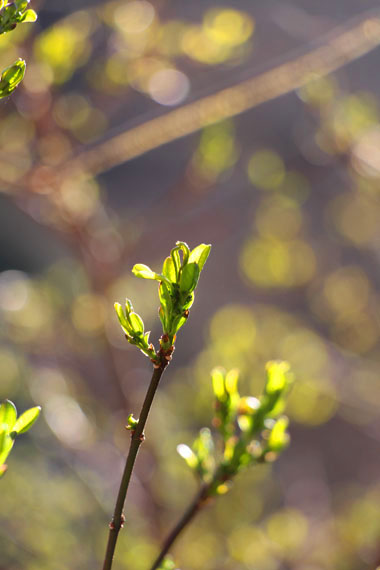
179;262;200;293
129;312;144;334
0;400;17;432
12;406;41;435
162;256;177;283
188;243;211;272
20;8;37;22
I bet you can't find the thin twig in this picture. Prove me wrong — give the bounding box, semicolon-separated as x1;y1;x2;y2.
102;362;168;570
149;482;213;570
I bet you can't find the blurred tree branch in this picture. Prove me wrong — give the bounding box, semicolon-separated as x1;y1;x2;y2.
60;10;380;177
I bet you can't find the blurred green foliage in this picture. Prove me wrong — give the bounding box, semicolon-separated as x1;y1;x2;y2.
0;1;380;569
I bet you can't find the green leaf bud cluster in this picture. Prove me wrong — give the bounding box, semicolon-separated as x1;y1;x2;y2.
0;0;37;34
178;361;293;495
0;399;41;477
114;298;157;361
114;242;211;364
0;0;37;98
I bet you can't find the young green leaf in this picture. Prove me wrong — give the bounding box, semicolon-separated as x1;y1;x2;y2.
179;262;200;293
162;256;177;283
265;361;291;394
0;400;17;432
129;312;144;335
0;58;25;97
132;264;159;280
12;406;41;435
267;416;289;452
188;244;211;272
20;8;37;22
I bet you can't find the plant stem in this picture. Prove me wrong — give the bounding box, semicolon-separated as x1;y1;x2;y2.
149;482;212;570
102;363;167;570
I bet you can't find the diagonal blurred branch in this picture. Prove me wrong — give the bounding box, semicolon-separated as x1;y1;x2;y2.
62;11;380;177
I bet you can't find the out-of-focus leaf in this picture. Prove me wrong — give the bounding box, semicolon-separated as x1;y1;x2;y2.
177;444;197;469
267;416;290;451
265;360;291;394
212;367;225;399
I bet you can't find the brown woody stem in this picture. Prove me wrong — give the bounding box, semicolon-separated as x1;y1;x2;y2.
102;362;168;570
149;482;212;570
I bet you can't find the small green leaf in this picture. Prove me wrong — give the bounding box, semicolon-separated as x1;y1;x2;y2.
170;247;181;277
0;400;17;432
126;413;139;431
179;262;200;293
211;367;225;399
0;58;25;98
171;314;186;335
12;406;41;435
132;264;170;284
0;430;14;465
268;416;290;451
175;241;190;265
132;263;157;280
265;361;291;394
162;256;177;283
114;302;129;329
159;281;173;313
20;8;37;22
129;312;144;334
188;244;211;272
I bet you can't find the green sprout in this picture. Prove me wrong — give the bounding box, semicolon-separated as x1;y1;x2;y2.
114;241;211;365
0;399;41;477
0;0;37;98
178;361;293;493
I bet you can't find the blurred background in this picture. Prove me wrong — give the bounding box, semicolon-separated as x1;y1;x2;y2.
1;0;380;568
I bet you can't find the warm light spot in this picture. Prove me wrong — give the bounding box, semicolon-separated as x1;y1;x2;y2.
228;526;275;568
288;378;338;425
298;74;337;107
35;11;94;83
203;8;254;47
351;126;380;178
240;238;316;288
0;348;20;397
209;305;256;355
323;267;370;318
266;509;308;556
113;1;155;35
328;192;379;246
44;394;94;448
148;68;190;106
182;25;231;64
58;175;100;222
0;271;30;312
71;293;107;335
255;197;303;240
247;150;285;190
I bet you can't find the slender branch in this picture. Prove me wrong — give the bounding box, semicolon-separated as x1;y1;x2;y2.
102;362;168;570
149;482;212;570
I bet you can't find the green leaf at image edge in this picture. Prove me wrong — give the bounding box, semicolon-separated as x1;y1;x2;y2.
12;406;41;435
0;400;17;431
